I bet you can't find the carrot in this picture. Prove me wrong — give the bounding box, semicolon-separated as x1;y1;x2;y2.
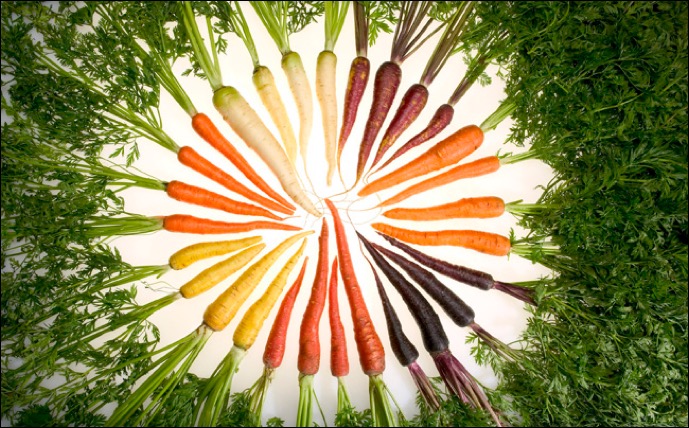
191;112;296;212
179;244;266;299
328;258;348;378
378;155;501;207
358;124;484;197
195;238;308;427
176;145;294;215
165;180;283;220
202;230;313;332
324;198;396;427
365;256;440;411
369;3;474;172
337;1;370;175
296;218;330;427
168;236;262;270
353;1;447;186
162;214;301;234
245;257;309;427
263;257;309;370
378;232;536;305
371;222;511;257
354;60;402;185
359;233;504;426
383;196;505;221
181;3;321;217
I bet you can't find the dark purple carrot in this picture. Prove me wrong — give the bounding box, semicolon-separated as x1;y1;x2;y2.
353;1;447;186
357;232;504;426
365;258;440;411
369;3;475;171
372;241;522;362
378;232;536;305
337;1;370;172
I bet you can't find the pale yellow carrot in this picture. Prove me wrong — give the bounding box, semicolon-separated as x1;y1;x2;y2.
168;236;263;270
316;50;339;186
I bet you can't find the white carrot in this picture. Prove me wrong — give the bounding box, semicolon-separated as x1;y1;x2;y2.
317;1;350;186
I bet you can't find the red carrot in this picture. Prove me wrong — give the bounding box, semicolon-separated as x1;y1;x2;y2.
165;180;282;220
176;145;294;215
162;214;300;234
328;258;348;378
263;257;309;369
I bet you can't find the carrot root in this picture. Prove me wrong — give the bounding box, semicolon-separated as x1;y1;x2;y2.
162;214;301;234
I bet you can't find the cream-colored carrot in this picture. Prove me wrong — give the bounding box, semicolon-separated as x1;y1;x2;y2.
316;50;339;186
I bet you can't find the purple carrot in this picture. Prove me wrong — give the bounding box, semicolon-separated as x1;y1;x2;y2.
365;258;440;411
369;2;475;172
337;1;370;171
357;232;504;426
377;232;536;305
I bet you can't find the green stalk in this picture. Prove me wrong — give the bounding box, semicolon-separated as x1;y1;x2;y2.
248;367;275;426
324;1;351;52
195;345;247;426
229;1;261;69
250;1;291;55
369;374;397;427
105;325;213;426
480;98;517;132
180;1;224;91
81;214;164;238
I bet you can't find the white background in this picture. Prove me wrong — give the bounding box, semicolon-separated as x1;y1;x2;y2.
14;4;554;426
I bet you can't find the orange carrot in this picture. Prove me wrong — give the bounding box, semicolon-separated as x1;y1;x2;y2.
162;214;300;234
328;257;349;378
191;112;296;212
378;155;501;207
371;222;511;257
358;124;484;197
298;218;330;376
263;257;309;370
383;196;505;221
165;180;282;220
176;145;294;216
324;199;385;376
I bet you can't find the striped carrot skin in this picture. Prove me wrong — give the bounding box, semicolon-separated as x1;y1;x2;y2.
162;214;301;234
373;103;455;175
176;145;294;215
355;60;402;185
383;196;506;221
337;56;370;170
371;222;512;257
371;83;429;170
378;155;501;207
165;180;282;220
191;112;296;212
168;236;262;270
358;124;484;197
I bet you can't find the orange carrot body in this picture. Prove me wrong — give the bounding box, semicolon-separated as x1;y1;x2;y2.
371;222;511;257
383;196;505;221
328;258;349;378
176;145;294;215
325;199;385;376
165;180;281;220
263;258;309;369
191;113;296;212
379;155;501;207
162;214;300;234
298;218;330;375
358;124;484;197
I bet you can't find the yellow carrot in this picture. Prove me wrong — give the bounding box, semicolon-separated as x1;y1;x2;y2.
253;66;299;166
233;239;307;350
168;236;263;270
179;244;266;299
317;50;338;186
282;51;313;174
203;230;313;331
